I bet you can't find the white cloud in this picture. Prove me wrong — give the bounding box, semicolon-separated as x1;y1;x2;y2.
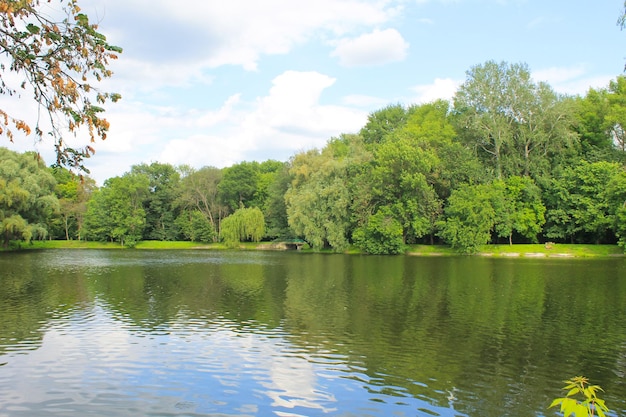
331;28;409;67
412;77;461;103
82;0;398;73
148;71;367;177
532;65;613;95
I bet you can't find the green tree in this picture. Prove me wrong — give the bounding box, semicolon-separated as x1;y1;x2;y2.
606;76;626;158
605;167;626;250
285;135;368;251
49;166;95;240
176;166;225;242
402;100;486;200
352;206;405;254
572;88;615;162
0;148;58;246
218;161;259;212
175;209;215;243
263;162;293;239
0;0;122;170
221;206;265;247
131;162;181;241
370;132;441;244
84;172;149;246
437;183;496;253
360;103;413;145
544;161;621;244
492;176;546;245
454;61;575;180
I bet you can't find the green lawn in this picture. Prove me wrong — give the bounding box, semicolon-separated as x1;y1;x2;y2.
4;240;624;258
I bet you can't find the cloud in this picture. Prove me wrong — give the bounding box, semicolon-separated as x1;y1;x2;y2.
331;28;409;67
411;77;461;103
82;0;398;73
148;71;367;177
532;65;612;95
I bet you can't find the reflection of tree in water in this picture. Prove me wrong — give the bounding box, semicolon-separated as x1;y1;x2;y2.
280;255;626;417
0;253;92;357
3;251;625;416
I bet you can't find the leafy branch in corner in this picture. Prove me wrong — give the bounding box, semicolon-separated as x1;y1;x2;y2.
0;0;122;171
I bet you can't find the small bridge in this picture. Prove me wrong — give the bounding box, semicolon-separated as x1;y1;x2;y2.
262;239;306;251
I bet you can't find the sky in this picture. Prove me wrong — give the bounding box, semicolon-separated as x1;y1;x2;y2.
3;0;626;184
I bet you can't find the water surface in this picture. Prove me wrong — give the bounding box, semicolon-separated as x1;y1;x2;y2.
0;250;625;416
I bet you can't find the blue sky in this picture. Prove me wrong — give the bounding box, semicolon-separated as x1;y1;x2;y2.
5;0;626;184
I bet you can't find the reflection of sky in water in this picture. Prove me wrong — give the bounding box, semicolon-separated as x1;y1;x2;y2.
0;302;465;417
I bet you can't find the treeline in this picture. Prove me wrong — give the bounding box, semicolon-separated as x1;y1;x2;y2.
2;61;626;253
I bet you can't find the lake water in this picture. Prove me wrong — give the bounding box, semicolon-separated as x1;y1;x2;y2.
0;250;625;417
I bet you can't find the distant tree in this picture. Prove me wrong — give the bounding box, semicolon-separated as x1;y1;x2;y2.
176;166;224;242
263;162;293;239
285;135;368;251
352;206;405;255
50;166;95;240
0;148;58;247
84;172;149;246
454;61;575;179
131;162;181;241
437;183;496;253
218;161;259;212
606;76;626;157
221;206;265;247
0;0;122;170
360;104;413;145
571;88;616;162
175;209;215;243
492;176;545;245
370;131;441;244
544;160;621;244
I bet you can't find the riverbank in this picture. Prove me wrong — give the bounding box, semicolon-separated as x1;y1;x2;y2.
6;240;624;258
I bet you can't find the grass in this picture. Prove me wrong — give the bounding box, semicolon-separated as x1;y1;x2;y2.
4;240;624;258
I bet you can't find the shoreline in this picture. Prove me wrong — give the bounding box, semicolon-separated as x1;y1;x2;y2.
5;241;624;258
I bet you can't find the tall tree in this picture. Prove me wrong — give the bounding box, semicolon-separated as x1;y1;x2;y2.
543;161;621;244
84;172;149;246
0;148;58;246
50;166;95;240
131;162;181;241
370;132;441;244
0;0;122;169
285;135;368;251
453;61;575;180
176;166;224;242
360;104;413;145
606;76;626;157
218;161;259;212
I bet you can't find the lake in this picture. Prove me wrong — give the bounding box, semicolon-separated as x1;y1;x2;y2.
0;249;624;417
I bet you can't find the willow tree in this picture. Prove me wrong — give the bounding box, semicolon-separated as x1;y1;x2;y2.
0;0;122;170
0;147;58;247
221;207;265;247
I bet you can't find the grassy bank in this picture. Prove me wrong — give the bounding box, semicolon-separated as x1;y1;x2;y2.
4;240;624;258
406;243;624;258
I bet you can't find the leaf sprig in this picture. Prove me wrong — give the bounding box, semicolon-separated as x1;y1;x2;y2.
549;376;610;417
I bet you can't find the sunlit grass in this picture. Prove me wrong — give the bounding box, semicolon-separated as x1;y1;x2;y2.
5;240;623;258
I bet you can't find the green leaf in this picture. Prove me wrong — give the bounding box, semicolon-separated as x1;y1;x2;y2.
26;24;40;34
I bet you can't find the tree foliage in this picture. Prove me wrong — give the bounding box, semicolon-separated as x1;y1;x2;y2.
176;166;225;242
0;147;57;246
84;172;148;246
352;206;405;254
221;206;265;247
0;0;122;170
